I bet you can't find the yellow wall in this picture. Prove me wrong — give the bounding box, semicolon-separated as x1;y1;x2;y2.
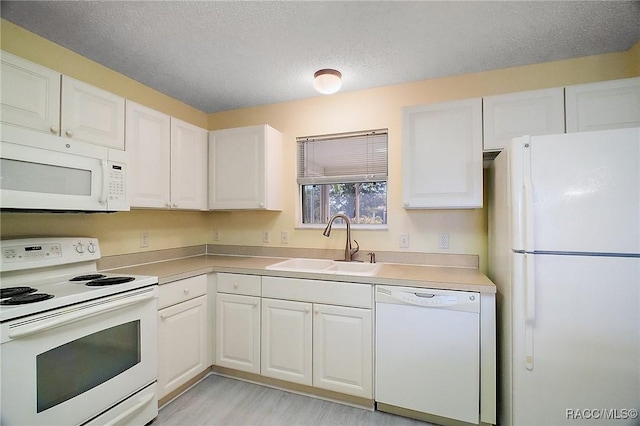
0;19;207;127
1;19;638;270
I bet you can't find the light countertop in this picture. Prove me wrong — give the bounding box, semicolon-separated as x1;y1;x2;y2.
105;254;496;294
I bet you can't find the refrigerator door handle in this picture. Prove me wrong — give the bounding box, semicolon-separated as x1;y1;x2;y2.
522;140;535;253
524;252;536;370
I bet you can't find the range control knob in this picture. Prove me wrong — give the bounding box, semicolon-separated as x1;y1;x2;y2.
87;243;97;254
75;243;86;254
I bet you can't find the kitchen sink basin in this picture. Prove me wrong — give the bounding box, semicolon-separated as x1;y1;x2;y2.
266;258;382;276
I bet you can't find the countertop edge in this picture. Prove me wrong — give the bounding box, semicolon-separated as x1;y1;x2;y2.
104;254;497;294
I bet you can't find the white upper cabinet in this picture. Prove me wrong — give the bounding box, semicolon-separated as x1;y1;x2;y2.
1;51;61;135
127;101;207;210
565;77;640;133
170;118;208;210
209;124;283;210
402;98;483;209
483;88;565;152
127;101;171;208
1;52;126;149
61;76;125;150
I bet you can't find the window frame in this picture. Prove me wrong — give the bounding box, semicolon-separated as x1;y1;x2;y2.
296;129;388;229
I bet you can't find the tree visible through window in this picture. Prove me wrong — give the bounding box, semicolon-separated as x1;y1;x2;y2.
298;130;388;225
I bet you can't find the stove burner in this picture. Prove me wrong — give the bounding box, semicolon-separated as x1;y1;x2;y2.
86;277;135;287
0;287;37;299
70;274;107;281
0;293;54;305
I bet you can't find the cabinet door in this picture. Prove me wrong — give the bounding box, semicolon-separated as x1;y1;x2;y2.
209;125;266;209
483;88;565;151
126;101;171;208
158;295;208;399
1;51;61;135
261;298;312;385
565;77;640;133
61;76;125;149
402;98;483;209
313;304;372;398
215;293;261;374
170;118;208;210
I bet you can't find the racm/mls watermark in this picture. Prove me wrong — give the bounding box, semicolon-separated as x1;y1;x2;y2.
566;408;638;421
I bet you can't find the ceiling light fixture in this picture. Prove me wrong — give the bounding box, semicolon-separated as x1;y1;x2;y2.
313;69;342;95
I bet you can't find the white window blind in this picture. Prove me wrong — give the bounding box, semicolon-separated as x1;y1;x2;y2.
297;129;388;185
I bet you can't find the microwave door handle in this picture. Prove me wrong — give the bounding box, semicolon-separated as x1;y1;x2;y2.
99;160;108;204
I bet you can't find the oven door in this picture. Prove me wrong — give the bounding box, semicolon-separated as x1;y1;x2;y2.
0;286;158;426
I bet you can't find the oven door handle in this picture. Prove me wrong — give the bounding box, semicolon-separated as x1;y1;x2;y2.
8;290;155;339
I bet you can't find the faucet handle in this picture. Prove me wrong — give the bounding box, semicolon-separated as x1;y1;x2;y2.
367;252;376;264
350;239;360;259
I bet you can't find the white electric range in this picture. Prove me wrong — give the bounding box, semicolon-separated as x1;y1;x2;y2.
0;237;159;426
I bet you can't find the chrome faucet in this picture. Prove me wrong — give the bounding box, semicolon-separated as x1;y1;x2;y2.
323;213;359;262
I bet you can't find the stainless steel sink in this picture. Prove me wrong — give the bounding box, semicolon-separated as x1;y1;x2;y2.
266;258;382;276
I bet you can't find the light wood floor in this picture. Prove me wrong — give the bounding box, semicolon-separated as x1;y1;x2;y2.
154;374;434;426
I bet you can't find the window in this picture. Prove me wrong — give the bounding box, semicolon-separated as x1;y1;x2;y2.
297;129;388;225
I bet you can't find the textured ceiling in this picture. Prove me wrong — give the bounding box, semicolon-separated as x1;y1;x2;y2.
2;1;639;114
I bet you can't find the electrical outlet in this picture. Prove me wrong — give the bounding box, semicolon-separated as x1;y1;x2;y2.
263;231;271;243
213;230;220;241
140;232;149;248
399;233;410;248
439;233;450;249
281;230;289;244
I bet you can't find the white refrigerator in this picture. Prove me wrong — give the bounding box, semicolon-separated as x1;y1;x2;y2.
488;127;640;426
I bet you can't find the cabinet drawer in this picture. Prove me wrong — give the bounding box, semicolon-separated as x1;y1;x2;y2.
262;276;371;308
158;275;207;309
217;273;261;296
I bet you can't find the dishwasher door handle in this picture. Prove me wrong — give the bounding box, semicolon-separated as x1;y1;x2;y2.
414;292;436;298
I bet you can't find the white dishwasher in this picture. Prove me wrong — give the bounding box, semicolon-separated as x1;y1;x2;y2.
375;285;480;424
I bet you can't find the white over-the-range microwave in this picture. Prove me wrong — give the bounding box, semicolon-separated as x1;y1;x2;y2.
0;125;129;212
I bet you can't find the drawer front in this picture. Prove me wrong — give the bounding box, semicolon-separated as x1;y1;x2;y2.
158;274;207;309
262;276;372;308
217;273;261;296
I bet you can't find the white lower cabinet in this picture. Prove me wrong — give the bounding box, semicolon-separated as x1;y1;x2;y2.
215;273;262;374
261;276;373;399
157;275;208;400
216;293;261;374
312;304;372;398
214;274;373;399
261;298;312;385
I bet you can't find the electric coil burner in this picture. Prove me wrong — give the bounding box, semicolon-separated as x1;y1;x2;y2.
0;286;36;299
1;293;54;305
70;274;106;281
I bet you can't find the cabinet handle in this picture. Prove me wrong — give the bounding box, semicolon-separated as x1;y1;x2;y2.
233;283;239;289
172;203;178;208
314;307;319;314
253;301;258;307
403;201;409;207
65;129;73;137
258;203;264;208
304;307;310;313
183;288;190;295
165;203;171;208
50;125;59;134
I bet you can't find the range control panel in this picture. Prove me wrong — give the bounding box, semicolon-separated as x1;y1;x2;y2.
1;238;101;272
